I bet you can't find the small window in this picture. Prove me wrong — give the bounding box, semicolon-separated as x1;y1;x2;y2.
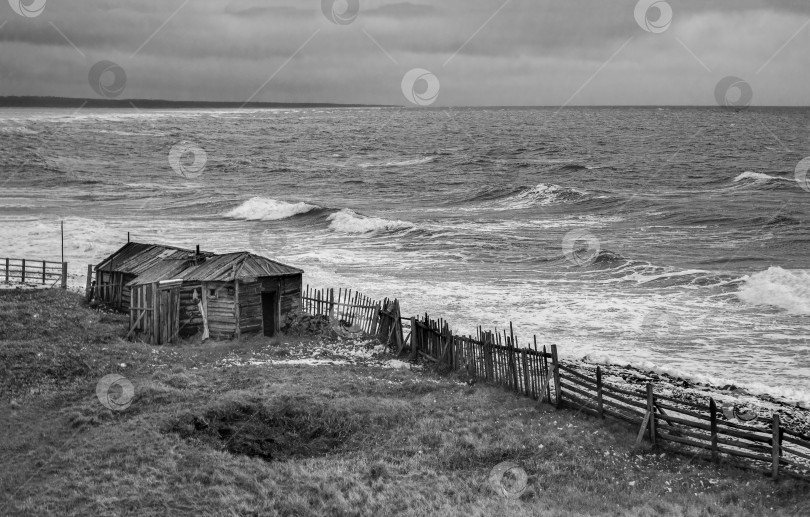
208;289;217;298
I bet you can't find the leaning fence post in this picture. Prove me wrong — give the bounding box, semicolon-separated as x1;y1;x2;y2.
521;349;529;397
551;344;562;409
409;317;418;361
772;413;781;479
710;398;718;463
596;366;604;419
646;384;656;446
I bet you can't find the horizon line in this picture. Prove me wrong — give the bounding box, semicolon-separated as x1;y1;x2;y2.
0;96;808;109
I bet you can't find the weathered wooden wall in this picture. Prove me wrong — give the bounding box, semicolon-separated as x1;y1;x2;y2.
204;281;237;340
238;280;262;335
95;270;135;310
178;283;203;338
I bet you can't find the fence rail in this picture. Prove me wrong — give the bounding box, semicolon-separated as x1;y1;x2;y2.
302;286;383;336
0;257;67;289
302;286;810;482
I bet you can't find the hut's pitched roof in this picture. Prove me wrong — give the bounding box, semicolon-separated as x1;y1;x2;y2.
175;252;303;282
95;242;210;275
125;258;198;287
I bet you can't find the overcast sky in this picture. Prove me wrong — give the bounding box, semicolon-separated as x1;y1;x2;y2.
1;0;808;106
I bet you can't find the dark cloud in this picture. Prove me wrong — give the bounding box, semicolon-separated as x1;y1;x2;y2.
0;0;807;105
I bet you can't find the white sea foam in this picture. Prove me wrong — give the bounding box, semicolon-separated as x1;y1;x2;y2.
223;197;319;221
327;208;414;234
357;156;435;168
737;267;810;314
733;171;790;183
486;183;587;210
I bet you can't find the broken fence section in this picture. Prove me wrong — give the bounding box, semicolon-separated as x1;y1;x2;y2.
302;288;810;482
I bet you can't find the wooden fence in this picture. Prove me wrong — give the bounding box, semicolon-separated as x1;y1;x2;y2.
302;286;810;482
0;258;67;289
302;286;384;336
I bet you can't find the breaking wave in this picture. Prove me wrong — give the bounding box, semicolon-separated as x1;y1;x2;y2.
476;183;589;209
732;171;795;189
738;267;810;314
224;197;320;221
327;209;415;234
357;156;436;168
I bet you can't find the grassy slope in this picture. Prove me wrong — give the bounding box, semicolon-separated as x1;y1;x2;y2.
0;290;808;516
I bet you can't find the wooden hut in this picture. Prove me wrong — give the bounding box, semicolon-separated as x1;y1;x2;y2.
127;252;303;344
94;242;210;311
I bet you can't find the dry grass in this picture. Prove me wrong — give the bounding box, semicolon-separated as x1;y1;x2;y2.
1;290;809;516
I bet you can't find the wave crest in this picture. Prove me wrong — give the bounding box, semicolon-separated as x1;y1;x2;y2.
327;209;414;234
357;156;436;168
483;183;589;209
738;267;810;314
224;197;319;221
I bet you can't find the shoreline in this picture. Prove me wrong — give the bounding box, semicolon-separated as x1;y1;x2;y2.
565;358;810;442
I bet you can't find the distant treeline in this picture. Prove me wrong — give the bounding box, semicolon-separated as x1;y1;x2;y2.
0;96;391;109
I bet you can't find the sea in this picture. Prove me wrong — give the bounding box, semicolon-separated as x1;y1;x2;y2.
1;106;809;405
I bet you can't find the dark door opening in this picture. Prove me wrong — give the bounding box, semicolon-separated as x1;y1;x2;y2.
261;292;277;337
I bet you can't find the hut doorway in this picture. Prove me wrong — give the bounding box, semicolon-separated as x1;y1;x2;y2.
261;292;277;337
159;286;181;344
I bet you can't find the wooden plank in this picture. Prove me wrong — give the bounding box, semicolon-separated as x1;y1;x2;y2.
600;382;647;400
596;366;604;419
636;411;651;447
559;371;599;392
773;414;781;479
654;400;712;422
551;345;561;408
710;398;718;463
780;444;810;462
601;388;649;411
647;384;656;446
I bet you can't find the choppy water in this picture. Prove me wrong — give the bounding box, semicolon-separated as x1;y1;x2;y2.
2;106;810;404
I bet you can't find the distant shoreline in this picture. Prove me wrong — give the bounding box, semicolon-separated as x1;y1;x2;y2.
0;96;395;109
1;97;808;109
